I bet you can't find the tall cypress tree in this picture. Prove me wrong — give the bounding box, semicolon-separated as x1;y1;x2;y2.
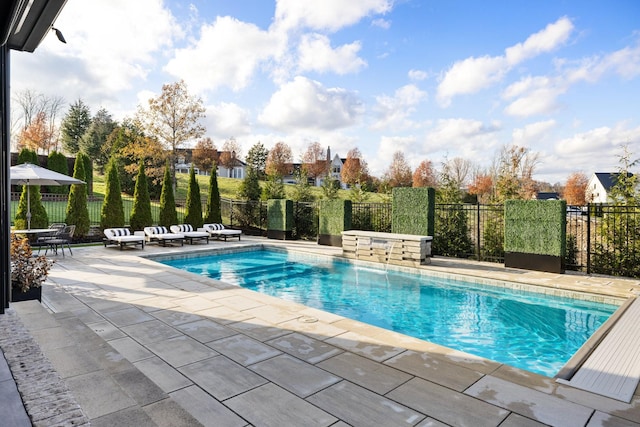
129;161;153;231
100;157;125;229
184;165;203;227
159;161;177;227
204;163;222;224
66;153;90;237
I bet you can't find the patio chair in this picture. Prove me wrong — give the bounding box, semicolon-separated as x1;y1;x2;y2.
32;223;66;253
103;228;145;250
45;225;75;256
144;226;185;247
202;223;242;241
170;224;209;245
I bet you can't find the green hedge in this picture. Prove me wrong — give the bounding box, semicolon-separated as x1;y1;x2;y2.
319;199;352;235
267;199;293;231
391;187;435;235
504;200;566;256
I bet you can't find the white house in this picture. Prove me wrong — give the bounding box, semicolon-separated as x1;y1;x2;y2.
586;172;634;203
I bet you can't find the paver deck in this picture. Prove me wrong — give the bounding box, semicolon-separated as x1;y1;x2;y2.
3;236;640;426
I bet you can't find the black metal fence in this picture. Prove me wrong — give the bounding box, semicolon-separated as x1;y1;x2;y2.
11;193;640;278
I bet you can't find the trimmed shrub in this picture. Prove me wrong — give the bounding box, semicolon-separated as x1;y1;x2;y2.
391;187;435;236
504;200;566;257
66;153;91;237
184;165;203;228
204;165;222;224
129;161;153;231
159;161;178;227
100;157;125;229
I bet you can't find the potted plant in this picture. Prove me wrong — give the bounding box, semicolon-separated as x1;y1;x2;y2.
10;235;53;302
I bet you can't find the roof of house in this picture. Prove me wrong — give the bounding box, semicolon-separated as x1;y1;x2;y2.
594;172;634;191
537;192;560;200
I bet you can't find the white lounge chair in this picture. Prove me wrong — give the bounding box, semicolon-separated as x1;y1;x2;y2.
202;223;242;241
170;224;209;244
144;226;184;246
103;228;145;250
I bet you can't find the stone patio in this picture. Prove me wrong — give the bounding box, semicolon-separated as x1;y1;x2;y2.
3;236;640;426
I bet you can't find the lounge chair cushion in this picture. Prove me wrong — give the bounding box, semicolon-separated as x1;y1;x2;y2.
103;228;145;250
170;224;209;244
203;223;242;241
144;226;185;246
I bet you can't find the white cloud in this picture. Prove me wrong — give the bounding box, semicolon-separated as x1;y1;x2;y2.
555;123;640;156
204;102;252;139
408;69;428;81
370;135;417;175
372;84;427;130
504;17;573;65
164;16;283;92
274;0;392;32
372;18;391;30
258;76;364;132
437;17;574;107
502;76;564;117
512;120;556;145
12;0;180;108
297;34;367;74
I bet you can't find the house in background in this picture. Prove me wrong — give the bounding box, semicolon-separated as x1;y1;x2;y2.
175;149;246;179
586;172;634;203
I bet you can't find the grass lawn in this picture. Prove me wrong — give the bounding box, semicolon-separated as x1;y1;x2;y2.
12;171;386;227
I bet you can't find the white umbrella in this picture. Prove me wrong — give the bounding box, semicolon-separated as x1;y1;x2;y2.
10;163;85;229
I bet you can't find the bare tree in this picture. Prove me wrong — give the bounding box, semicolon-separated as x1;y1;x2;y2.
384;151;413;187
138;80;206;188
301;141;327;180
446;157;473;189
219;137;242;177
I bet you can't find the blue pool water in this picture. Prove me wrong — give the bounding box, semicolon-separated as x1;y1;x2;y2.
160;248;617;376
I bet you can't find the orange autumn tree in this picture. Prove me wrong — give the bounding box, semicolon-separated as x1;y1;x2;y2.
341;147;368;187
563;172;588;205
265;141;293;178
468;173;494;203
18;111;54;153
192;137;218;174
412;159;437;187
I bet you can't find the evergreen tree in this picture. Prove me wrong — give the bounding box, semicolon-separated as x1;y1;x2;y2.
129;160;153;231
159;161;178;227
100;157;125;229
238;167;261;201
17;148;38;165
15;148;47;229
245;142;269;179
15;185;48;229
66;153;91;237
204;163;222;224
262;172;286;200
434;165;473;258
82;152;93;196
80;108;116;163
184;165;203;227
60;99;92;154
47;151;69;194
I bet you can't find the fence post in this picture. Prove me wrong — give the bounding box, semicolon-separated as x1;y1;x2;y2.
586;203;591;275
476;204;481;260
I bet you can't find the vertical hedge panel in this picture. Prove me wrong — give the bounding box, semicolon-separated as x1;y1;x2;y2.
391;187;435;236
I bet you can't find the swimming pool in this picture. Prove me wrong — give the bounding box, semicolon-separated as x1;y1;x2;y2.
159;248;618;377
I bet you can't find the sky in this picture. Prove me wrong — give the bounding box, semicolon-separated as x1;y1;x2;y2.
10;0;640;184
